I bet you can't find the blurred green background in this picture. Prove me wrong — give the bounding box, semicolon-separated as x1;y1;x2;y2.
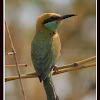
5;0;96;100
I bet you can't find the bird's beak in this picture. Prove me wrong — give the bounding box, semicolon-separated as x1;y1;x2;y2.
59;14;77;20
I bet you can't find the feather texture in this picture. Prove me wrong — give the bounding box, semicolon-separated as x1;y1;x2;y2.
31;28;61;81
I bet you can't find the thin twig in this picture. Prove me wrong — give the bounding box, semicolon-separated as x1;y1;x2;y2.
75;56;96;65
57;56;96;70
5;64;27;67
5;21;26;100
53;63;96;75
5;62;96;82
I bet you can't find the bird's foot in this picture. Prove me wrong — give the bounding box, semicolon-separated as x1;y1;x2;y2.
52;65;58;73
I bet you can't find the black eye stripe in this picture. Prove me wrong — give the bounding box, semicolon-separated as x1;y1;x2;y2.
43;17;60;24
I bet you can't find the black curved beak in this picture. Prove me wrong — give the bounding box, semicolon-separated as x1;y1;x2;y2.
59;14;77;20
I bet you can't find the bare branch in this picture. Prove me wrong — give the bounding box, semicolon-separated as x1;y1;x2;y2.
57;56;96;70
5;60;96;82
5;64;27;67
5;21;26;100
53;63;96;75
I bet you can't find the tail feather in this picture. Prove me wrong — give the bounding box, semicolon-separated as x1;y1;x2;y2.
43;74;59;100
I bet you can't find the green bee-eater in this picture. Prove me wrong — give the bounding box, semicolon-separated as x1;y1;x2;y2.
31;13;77;100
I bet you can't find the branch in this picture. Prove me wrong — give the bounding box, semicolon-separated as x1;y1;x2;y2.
5;21;26;100
5;64;27;67
57;56;96;70
5;56;96;82
53;63;96;75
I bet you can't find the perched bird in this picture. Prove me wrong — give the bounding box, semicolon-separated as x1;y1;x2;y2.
31;13;77;100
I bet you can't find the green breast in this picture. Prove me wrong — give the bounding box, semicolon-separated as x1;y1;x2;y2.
31;29;61;76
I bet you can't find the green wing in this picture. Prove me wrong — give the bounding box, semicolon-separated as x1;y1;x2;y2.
31;37;54;81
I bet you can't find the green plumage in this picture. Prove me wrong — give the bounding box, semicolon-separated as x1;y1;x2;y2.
31;26;60;100
31;28;60;81
43;75;59;100
31;13;76;100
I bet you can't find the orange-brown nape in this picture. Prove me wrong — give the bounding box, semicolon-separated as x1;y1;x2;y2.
36;13;61;32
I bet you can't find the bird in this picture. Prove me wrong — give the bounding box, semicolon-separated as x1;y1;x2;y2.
31;13;77;100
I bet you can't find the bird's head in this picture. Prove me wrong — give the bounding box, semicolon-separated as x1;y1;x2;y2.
36;13;77;32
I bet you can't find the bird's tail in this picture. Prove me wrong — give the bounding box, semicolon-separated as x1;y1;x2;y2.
43;73;59;100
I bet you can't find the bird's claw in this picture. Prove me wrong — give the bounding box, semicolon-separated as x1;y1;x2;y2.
52;65;58;73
